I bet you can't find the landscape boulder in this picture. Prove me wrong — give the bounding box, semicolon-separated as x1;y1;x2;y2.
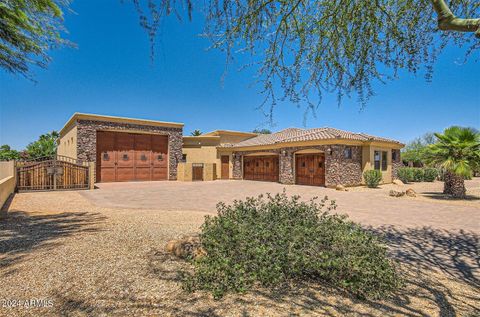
165;235;206;259
336;184;348;191
406;188;416;197
393;179;404;186
389;190;405;197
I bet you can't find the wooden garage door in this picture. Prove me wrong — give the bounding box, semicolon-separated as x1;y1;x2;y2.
295;154;325;186
96;131;168;182
243;156;279;182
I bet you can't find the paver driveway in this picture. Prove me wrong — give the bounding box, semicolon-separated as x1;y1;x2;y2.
81;179;480;231
1;179;479;316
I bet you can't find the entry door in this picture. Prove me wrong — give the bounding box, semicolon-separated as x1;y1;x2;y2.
296;154;325;186
221;156;229;179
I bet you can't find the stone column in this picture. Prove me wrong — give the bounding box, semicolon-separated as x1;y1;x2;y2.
232;153;243;179
279;149;295;184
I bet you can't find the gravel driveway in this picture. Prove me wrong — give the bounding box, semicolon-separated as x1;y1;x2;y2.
0;179;479;316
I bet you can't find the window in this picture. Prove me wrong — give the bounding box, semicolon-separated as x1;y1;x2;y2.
374;151;381;170
344;147;352;159
182;154;187;161
382;151;388;171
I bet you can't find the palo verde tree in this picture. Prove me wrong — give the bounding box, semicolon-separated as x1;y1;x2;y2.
130;0;480;114
0;0;71;78
1;1;479;112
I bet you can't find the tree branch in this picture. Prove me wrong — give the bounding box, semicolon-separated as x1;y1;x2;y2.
431;0;480;38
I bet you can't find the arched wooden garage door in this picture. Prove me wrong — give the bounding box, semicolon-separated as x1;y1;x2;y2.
295;154;325;186
243;155;279;182
96;131;168;182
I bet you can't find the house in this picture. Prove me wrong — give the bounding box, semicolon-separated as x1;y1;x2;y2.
58;113;404;186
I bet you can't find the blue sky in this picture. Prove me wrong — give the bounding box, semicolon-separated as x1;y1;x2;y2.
0;0;479;150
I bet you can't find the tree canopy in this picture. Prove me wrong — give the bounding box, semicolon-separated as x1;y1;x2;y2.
0;0;70;78
252;128;272;134
0;145;21;161
1;0;478;113
132;0;479;113
401;132;436;165
25;131;59;159
190;129;203;136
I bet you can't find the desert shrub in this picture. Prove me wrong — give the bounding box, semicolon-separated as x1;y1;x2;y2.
412;168;425;182
423;168;438;182
183;193;401;299
397;167;413;183
363;170;383;188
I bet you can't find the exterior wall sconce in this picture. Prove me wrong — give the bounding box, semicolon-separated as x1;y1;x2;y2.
327;148;333;155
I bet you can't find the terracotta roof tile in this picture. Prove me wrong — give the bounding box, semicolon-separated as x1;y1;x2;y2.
227;127;401;148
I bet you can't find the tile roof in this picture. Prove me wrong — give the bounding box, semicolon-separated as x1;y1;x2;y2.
226;127;402;148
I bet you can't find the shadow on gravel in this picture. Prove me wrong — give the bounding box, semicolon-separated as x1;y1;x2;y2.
371;226;480;290
0;210;106;270
141;226;480;317
421;192;480;201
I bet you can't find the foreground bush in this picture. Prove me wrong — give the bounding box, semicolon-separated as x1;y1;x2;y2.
423;168;438;182
363;170;382;188
183;193;401;299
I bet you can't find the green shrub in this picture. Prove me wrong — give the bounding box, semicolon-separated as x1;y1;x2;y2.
363;170;383;188
423;168;438;182
412;168;424;182
183;193;401;299
397;167;413;183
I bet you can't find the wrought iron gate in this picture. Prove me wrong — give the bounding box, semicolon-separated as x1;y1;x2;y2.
16;156;90;191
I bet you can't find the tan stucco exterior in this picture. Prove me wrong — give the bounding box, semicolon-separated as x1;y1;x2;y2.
182;131;256;179
362;144;394;184
177;162;217;181
57;125;78;159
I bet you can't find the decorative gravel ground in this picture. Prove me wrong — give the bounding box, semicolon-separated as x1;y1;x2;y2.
0;180;479;316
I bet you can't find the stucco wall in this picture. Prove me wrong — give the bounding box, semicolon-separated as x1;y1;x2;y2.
76;120;183;181
177;162;216;181
362;145;395;183
0;161;16;209
58;125;78;159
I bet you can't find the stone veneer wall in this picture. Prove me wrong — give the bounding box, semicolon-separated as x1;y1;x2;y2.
232;145;363;187
391;149;403;180
76;119;183;181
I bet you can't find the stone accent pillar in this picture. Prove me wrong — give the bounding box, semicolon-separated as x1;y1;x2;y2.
391;149;403;179
279;149;295;184
232;153;243;179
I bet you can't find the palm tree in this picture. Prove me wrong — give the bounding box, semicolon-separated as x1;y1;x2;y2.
425;127;480;198
190;130;202;136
